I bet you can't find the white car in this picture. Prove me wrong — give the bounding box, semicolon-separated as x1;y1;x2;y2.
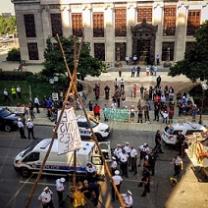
162;122;207;145
77;116;111;141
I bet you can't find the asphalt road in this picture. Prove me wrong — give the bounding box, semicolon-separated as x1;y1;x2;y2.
0;124;205;208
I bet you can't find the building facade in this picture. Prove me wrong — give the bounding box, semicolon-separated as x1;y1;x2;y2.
12;0;208;64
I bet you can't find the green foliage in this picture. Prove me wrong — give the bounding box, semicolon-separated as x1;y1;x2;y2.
42;37;105;79
0;71;33;81
0;15;16;35
169;21;208;81
6;48;21;61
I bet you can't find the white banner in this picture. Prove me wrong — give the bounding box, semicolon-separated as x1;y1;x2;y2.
57;108;82;154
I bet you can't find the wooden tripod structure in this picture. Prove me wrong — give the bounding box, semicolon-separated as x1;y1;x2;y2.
24;34;125;208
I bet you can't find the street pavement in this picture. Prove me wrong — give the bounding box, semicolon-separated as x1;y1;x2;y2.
0;122;208;208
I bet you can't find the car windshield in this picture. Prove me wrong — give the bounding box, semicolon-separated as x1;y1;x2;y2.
90;120;98;128
22;140;40;157
0;109;12;117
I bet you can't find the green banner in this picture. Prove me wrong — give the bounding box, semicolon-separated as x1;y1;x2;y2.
103;108;129;121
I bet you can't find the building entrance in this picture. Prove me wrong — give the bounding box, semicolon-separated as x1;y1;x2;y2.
131;20;157;65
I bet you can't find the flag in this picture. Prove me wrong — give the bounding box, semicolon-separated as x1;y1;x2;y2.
57;108;82;154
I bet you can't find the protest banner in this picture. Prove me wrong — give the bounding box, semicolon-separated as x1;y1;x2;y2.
57;108;82;154
103;108;129;122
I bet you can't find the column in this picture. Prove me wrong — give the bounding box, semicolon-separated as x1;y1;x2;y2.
104;4;114;63
175;3;188;61
153;2;163;62
61;5;72;38
126;3;136;57
201;3;208;24
83;5;93;55
41;5;51;48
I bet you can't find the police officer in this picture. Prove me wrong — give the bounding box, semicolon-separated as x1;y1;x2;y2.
138;143;150;167
122;190;133;208
123;142;131;166
17;118;26;139
26;118;35;139
38;186;54;208
86;162;97;181
113;144;122;161
112;170;123;201
119;149;129;177
56;178;65;206
111;156;118;175
130;146;138;175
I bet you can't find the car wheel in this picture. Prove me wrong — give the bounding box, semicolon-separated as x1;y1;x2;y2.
20;167;31;178
95;133;103;141
4;125;12;132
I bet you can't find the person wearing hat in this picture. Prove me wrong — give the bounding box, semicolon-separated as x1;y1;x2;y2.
122;190;133;208
110;156;118;175
56;178;65;206
112;170;123;201
138;143;149;167
123;142;131;166
119;149;129;177
26;118;35;139
38;186;54;208
17;118;26;139
86;162;97;182
130;146;138;175
113;144;122;161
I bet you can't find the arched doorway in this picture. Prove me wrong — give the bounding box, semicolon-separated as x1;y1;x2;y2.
131;19;157;65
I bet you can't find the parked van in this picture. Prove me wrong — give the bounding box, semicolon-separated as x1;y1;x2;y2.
14;138;111;178
162;122;207;145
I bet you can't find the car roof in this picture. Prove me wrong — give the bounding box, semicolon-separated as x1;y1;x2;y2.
171;122;205;131
33;138;95;155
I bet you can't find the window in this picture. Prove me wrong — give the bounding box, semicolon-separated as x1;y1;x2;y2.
115;42;126;61
27;43;39;60
187;10;201;36
94;43;105;61
24;14;36;37
115;8;126;37
50;13;63;37
137;7;152;23
93;13;104;37
72;13;83;37
23;152;40;162
162;42;174;61
163;6;176;36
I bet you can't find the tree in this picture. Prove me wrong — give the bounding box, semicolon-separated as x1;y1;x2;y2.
0;16;16;35
42;37;105;79
169;21;208;81
6;48;21;61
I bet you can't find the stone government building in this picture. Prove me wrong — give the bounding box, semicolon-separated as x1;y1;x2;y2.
12;0;208;64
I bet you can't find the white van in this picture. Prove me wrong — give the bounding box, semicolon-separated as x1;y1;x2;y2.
14;138;111;178
162;122;207;145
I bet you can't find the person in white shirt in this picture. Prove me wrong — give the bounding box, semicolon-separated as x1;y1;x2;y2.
113;144;122;160
56;178;65;205
122;190;133;208
38;186;54;208
138;143;150;167
112;170;123;201
123;142;131;166
17;118;26;139
172;155;183;178
111;156;118;175
119;149;129;177
26;118;35;139
86;162;97;181
34;96;40;113
130;147;138;175
16;85;21;98
3;88;9;102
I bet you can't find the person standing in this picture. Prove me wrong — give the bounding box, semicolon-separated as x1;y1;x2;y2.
93;103;101;121
93;83;100;100
26;118;35;139
120;78;125;90
111;170;123;201
156;75;161;87
143;104;150;123
16;85;21;98
110;156;118;175
156;54;160;65
122;190;133;208
140;85;144;99
119;149;129;177
88;100;93;111
154;130;163;154
125;56;130;65
140;167;151;197
3;88;9;102
104;85;110;100
56;178;65;206
130;146;138;175
17;118;26;139
136;66;141;77
29;102;35;120
38;187;54;208
34;96;40;113
11;86;16;100
172;155;183;178
154;103;160;122
177;132;185;156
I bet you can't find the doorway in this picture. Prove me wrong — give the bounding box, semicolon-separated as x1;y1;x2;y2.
137;40;150;64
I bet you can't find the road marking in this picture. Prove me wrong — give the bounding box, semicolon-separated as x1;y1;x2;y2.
19;180;56;187
6;175;33;208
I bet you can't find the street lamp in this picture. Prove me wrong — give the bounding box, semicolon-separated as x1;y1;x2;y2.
199;81;208;124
